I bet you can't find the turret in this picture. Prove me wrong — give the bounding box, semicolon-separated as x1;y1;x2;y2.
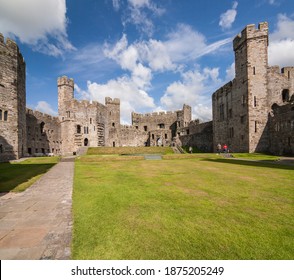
57;76;74;116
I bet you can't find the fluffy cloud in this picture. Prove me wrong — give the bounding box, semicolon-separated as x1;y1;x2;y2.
219;1;238;30
225;62;235;81
34;101;58;116
93;24;231;123
0;0;74;56
76;78;156;124
104;24;230;73
268;14;294;67
160;67;223;121
113;0;165;37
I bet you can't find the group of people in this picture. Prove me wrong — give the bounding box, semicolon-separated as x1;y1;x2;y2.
217;143;229;154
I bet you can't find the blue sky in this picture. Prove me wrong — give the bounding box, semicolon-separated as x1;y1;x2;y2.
1;0;294;123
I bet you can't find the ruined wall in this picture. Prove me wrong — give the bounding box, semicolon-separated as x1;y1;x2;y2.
26;109;61;155
0;33;26;162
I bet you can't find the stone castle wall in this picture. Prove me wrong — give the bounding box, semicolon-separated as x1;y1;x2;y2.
1;22;293;159
212;22;294;155
0;33;26;162
26;109;61;155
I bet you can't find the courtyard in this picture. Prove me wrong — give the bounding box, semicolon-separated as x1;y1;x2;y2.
0;148;293;259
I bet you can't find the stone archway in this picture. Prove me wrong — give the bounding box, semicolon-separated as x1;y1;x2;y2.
84;138;88;146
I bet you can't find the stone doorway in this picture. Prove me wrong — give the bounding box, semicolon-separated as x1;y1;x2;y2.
84;138;88;146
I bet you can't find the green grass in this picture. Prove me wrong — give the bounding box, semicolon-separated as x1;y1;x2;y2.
232;153;281;161
0;157;59;192
87;146;174;155
72;155;294;260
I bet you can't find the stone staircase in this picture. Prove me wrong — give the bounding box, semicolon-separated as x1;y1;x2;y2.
172;144;185;154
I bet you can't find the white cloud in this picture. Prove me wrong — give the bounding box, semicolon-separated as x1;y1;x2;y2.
77;77;156;124
120;0;165;37
112;0;121;11
34;101;58;116
104;25;230;74
0;0;74;56
225;62;235;81
219;1;238;30
160;67;223;121
268;14;294;67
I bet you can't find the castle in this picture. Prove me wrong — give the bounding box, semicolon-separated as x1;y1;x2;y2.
0;22;293;162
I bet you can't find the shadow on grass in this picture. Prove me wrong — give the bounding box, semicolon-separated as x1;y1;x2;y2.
0;162;56;192
202;158;294;171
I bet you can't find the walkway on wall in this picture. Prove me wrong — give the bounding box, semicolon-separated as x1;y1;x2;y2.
0;157;74;260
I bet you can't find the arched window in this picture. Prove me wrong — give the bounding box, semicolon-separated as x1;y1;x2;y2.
4;111;8;121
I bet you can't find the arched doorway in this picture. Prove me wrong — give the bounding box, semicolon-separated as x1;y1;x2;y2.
84;138;88;146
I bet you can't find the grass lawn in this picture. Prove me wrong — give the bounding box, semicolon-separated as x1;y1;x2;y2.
72;154;294;260
0;157;59;192
87;146;174;155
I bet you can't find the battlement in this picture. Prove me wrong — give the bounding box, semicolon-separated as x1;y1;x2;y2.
132;110;177;118
105;97;120;105
233;22;268;51
26;108;59;121
57;76;74;88
212;80;233;99
0;33;25;64
268;66;294;79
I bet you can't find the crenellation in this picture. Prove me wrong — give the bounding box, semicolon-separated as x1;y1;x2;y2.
1;21;293;161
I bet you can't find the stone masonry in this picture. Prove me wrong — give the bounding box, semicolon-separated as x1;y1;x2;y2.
1;21;294;161
212;22;294;155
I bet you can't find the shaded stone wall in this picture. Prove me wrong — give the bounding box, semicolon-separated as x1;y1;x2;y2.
179;121;213;152
26;109;61;155
268;102;294;155
0;33;26;162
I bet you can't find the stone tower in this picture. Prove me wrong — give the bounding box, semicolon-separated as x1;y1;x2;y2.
105;97;120;147
0;33;26;162
57;76;75;155
233;22;269;152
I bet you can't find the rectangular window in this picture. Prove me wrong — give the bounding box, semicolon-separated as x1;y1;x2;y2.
242;95;246;105
219;104;224;121
254;96;257;107
152;134;154;140
253;66;256;75
255;121;258;133
158;123;165;129
240;115;245;124
4;111;8;121
0;109;2;121
228;109;232;119
144;126;147;132
186;129;190;135
165;134;168;139
229;127;234;138
90;118;92;124
66;111;70;118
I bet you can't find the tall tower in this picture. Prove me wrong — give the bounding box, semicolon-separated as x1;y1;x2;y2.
0;34;26;161
57;76;75;155
233;22;269;152
105;97;120;147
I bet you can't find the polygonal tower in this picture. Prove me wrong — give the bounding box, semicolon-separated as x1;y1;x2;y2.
57;76;75;155
105;97;120;147
233;22;269;152
0;33;26;161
